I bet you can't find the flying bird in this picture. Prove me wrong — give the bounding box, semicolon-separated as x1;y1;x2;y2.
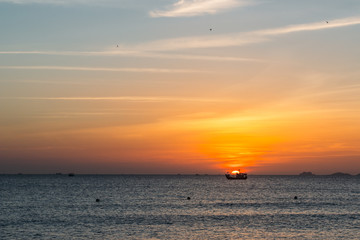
209;28;213;31
326;21;328;23
117;45;119;47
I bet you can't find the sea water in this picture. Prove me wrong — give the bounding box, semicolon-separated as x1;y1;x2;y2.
1;175;359;239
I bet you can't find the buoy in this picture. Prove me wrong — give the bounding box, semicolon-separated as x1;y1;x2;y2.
294;196;298;200
187;197;191;200
96;199;100;202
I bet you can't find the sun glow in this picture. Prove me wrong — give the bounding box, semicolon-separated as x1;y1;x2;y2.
192;115;282;172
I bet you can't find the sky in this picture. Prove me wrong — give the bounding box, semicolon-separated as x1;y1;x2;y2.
1;0;360;174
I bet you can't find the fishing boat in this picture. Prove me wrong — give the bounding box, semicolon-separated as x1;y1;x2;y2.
225;170;247;180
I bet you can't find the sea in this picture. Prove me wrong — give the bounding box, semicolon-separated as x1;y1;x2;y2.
1;174;359;239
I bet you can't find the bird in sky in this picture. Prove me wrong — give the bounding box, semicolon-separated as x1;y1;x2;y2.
209;28;213;31
326;21;328;23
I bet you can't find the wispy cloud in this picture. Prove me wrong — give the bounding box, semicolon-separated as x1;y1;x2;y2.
255;16;360;36
0;0;130;6
130;33;266;51
0;79;88;85
0;0;89;4
30;111;131;119
0;51;260;62
0;96;228;103
2;17;358;57
150;0;249;17
0;65;204;73
125;16;360;51
0;50;138;56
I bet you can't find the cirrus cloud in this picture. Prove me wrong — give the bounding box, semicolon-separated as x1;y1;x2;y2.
0;65;205;73
150;0;251;18
0;0;132;6
124;16;360;51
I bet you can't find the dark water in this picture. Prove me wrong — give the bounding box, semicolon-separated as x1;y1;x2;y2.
1;175;359;239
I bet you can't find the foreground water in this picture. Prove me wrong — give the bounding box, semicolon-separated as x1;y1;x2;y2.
1;175;359;239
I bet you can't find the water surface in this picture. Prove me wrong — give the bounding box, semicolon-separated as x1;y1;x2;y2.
1;175;359;239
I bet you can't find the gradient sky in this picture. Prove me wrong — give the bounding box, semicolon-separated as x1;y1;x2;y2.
1;0;360;174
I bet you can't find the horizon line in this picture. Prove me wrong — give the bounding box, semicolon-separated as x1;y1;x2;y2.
2;172;358;176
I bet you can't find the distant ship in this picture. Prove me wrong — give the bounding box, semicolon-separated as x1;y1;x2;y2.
225;170;247;180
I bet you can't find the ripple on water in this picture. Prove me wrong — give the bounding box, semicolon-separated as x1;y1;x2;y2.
0;175;359;239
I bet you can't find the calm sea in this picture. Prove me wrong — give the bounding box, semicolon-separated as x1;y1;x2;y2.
1;175;359;239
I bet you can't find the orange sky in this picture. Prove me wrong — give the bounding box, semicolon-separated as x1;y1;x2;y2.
1;1;360;174
1;96;360;174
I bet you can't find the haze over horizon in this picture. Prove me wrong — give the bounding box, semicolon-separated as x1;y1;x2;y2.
1;0;360;175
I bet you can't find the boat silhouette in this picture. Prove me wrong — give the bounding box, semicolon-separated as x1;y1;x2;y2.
225;170;247;180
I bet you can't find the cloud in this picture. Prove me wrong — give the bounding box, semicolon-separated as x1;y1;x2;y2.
2;17;359;58
0;96;228;103
0;0;128;6
0;65;204;73
150;0;249;18
124;16;360;51
0;51;260;62
255;16;360;36
0;0;86;4
131;33;267;51
0;79;88;85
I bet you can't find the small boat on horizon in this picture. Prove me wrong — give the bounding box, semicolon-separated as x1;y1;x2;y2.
225;170;247;180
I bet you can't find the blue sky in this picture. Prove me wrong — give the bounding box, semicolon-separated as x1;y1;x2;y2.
1;0;359;50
